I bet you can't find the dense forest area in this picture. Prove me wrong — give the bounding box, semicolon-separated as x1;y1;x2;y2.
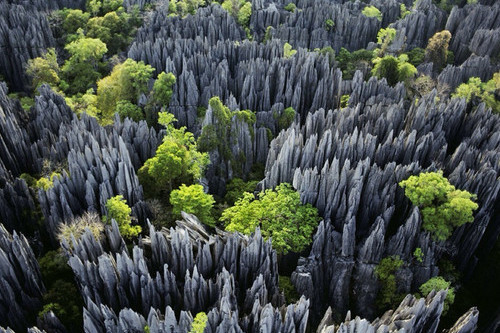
0;0;499;332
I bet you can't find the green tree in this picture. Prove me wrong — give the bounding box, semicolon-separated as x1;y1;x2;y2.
284;42;297;58
170;184;215;226
224;178;258;205
104;195;141;238
362;6;382;21
96;59;154;123
452;74;500;114
284;3;296;12
407;47;425;67
86;10;131;54
399;171;478;241
375;256;404;310
61;37;108;94
372;55;417;86
189;312;208;333
237;1;252;28
375;27;396;57
419;276;455;314
276;106;296;130
414;247;424;263
220;183;319;254
59;9;90;36
425;30;452;71
139;112;209;197
26;49;60;90
324;19;334;31
115;100;143;121
152;72;176;107
400;4;410;19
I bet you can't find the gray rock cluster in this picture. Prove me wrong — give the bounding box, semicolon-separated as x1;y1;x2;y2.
0;85;161;243
317;291;478;333
128;5;343;130
0;2;55;92
261;92;500;322
63;213;313;332
0;223;45;332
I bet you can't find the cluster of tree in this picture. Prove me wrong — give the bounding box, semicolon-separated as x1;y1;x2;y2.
452;72;500;114
169;0;206;17
221;0;252;34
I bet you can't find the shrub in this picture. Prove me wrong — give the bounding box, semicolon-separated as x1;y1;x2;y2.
324;19;334;31
189;312;208;333
116;100;143;122
57;211;104;244
362;6;382;21
284;42;297;58
419;276;455;314
375;256;404;309
284;3;296;12
103;195;141;238
170;184;216;227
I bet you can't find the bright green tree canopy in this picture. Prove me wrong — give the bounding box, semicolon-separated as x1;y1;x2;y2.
170;184;215;226
104;195;141;238
419;276;455;314
220;183;319;254
399;171;478;241
189;312;208;333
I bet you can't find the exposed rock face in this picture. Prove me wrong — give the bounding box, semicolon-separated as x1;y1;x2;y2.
390;0;447;51
0;224;45;332
445;3;500;64
438;55;499;91
128;6;342;131
63;213;313;332
0;2;55;92
261;92;500;323
317;291;478;333
0;85;160;242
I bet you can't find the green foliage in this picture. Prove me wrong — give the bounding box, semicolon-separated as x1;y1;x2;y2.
221;183;320;254
263;26;272;43
316;46;335;65
362;6;382;21
38;250;83;331
276;107;296;130
153;72;176;107
407;47;425;67
26;49;60;90
284;3;296;12
399;171;478;241
414;247;424;263
335;48;374;80
170;184;216;227
144;326;150;333
324;19;334;31
425;30;452;71
283;42;297;58
375;256;404;310
419;276;455;314
140;112;209;196
61;37;108;94
279;276;299;303
104;195;141;238
116;100;143;121
189;312;208;333
372;55;417;86
238;2;252;27
375;28;396;57
57;9;90;36
400;4;410;19
96;59;154;123
35;172;61;191
452;74;500;114
224;178;258;205
340;94;349;108
169;0;206;16
86;10;132;54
